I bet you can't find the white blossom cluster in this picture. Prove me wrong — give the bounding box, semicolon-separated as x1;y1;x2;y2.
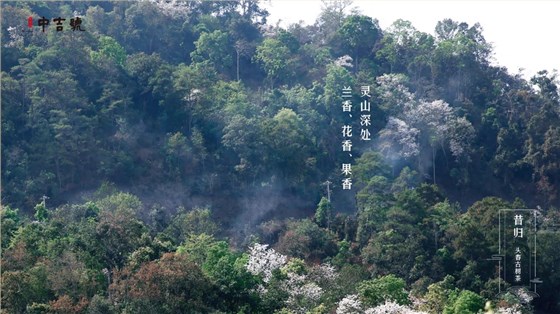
5;26;23;49
309;263;338;282
379;117;420;158
336;297;427;314
245;243;287;283
405;100;453;138
283;272;307;291
364;301;428;314
149;0;191;18
448;117;475;157
377;75;474;161
298;282;322;301
246;244;326;312
282;271;323;313
376;74;414;111
495;305;522;314
334;55;354;68
515;288;534;304
404;99;473;158
284;272;323;300
336;295;363;314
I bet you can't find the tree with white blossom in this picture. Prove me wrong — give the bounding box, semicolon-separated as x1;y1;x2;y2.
149;0;191;18
246;243;287;283
245;247;335;312
336;294;364;314
282;272;323;313
365;301;428;314
335;55;354;68
376;74;415;114
495;306;522;314
4;26;23;49
378;79;474;183
379;117;420;161
336;297;428;314
483;301;523;314
309;263;338;283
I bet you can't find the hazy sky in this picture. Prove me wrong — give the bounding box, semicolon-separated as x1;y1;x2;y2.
262;0;560;79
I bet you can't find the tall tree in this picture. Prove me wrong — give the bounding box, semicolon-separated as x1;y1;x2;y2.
254;38;291;88
337;15;381;71
191;30;233;76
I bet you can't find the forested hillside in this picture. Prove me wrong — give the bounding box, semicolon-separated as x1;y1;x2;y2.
1;1;559;313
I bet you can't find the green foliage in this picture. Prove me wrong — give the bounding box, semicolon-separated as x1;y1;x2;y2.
353;151;391;186
281;257;307;276
2;264;53;313
2;2;560;313
86;294;115;314
309;304;329;314
191;30;232;74
339;15;378;49
97;192;143;214
332;264;369;299
201;241;259;311
376;19;434;74
361;224;428;281
211;80;254;120
262;108;315;184
322;63;355;115
177;233;217;265
357;274;410;307
276;219;337;261
356;175;393;245
534;230;560;309
391;166;420;193
27;302;52;313
274;308;295;314
422;275;459;314
91;35;126;66
276;29;300;53
164;132;191;179
1;206;21;248
337;14;381;70
165;207;219;243
450;197;509;267
254;38;291;86
444;290;485;314
110;253;216;313
94;195;149;268
314;197;332;228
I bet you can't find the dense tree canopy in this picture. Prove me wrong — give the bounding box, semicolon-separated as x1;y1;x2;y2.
1;0;559;313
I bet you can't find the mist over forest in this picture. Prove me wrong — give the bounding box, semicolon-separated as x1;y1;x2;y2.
1;1;559;313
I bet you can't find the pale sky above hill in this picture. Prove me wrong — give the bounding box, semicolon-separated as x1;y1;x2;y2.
262;0;560;80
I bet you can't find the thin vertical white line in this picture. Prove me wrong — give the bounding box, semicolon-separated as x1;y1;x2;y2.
499;260;501;294
534;209;537;293
499;209;502;293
